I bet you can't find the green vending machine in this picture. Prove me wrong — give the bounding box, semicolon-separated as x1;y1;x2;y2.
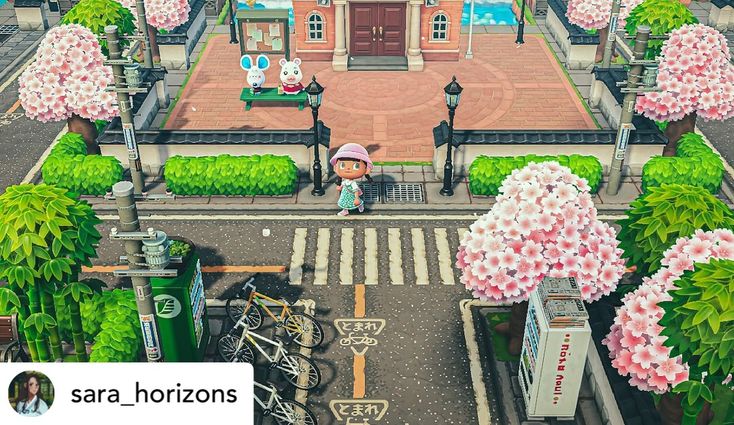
151;252;210;362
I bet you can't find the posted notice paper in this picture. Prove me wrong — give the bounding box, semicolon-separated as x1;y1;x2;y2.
268;23;280;37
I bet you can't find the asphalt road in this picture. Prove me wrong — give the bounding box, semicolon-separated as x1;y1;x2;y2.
86;216;482;425
0;65;66;193
698;118;734;168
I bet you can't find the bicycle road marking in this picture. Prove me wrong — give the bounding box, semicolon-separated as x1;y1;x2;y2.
340;228;354;285
314;228;330;285
434;228;455;285
458;227;469;242
83;265;285;273
355;284;366;318
289;227;308;285
388;228;404;285
353;354;366;399
411;228;429;285
364;228;378;285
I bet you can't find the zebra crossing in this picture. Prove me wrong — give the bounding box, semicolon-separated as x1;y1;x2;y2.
288;226;471;286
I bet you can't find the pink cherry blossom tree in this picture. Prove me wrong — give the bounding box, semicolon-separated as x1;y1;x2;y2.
635;24;734;156
119;0;190;63
18;24;117;154
456;162;626;354
566;0;644;62
603;229;734;422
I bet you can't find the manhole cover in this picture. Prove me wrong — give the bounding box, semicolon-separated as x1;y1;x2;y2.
0;25;18;45
358;182;381;203
384;183;424;203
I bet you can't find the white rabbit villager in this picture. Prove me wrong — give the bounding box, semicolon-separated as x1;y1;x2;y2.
240;54;270;95
278;58;304;95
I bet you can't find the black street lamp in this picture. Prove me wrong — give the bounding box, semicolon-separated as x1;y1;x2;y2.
229;0;238;44
516;0;527;45
305;76;325;196
440;76;463;197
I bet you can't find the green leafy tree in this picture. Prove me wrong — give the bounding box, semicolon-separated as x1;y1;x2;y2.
89;290;142;362
625;0;698;59
659;259;734;423
23;313;57;362
617;184;734;276
61;0;137;55
0;184;103;362
60;279;105;362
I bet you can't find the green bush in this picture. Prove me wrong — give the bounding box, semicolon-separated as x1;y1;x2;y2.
89;289;142;362
42;133;123;196
165;154;299;196
169;240;191;258
616;184;734;275
626;0;698;59
54;289;107;343
642;133;724;194
468;155;603;196
61;0;136;55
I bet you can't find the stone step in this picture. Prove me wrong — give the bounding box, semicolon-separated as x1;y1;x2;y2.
347;56;409;71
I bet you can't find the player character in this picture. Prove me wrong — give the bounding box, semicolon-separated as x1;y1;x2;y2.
330;143;374;217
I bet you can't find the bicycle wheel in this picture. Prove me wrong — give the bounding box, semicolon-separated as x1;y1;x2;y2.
217;334;256;363
272;398;318;425
226;298;263;330
284;313;324;348
278;352;321;390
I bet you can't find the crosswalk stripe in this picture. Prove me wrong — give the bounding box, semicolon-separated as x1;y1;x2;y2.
364;228;378;285
289;228;308;285
340;228;354;285
434;228;456;285
388;228;404;285
411;228;429;285
314;228;330;285
458;228;469;242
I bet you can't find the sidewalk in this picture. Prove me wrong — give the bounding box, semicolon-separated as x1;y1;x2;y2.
82;165;682;215
0;3;57;85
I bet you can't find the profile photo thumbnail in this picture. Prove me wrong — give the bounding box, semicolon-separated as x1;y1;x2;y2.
8;371;54;417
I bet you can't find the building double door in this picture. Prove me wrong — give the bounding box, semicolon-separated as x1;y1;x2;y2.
350;3;406;56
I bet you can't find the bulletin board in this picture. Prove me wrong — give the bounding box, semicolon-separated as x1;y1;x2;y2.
236;9;290;60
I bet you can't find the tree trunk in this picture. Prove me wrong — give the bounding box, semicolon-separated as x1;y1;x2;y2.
596;26;608;63
657;392;713;425
67;297;88;362
22;328;40;362
67;114;100;155
662;112;697;157
494;301;528;356
148;25;161;64
40;290;64;361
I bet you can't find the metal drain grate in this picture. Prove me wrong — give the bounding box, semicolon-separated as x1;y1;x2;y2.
358;182;381;203
384;183;424;203
0;25;19;45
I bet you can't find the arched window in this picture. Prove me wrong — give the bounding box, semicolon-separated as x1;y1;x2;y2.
306;12;325;41
430;12;449;41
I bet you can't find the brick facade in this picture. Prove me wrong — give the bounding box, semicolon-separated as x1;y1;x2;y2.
291;0;463;64
292;1;337;61
420;1;462;61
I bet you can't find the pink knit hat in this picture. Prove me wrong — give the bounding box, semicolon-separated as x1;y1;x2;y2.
330;143;373;170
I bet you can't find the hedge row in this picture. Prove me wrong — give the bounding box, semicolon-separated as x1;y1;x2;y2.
469;154;603;196
642;132;724;194
42;133;123;195
89;289;142;362
164;154;299;196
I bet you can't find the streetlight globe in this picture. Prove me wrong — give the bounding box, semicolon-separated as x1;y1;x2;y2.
305;75;324;108
444;76;463;109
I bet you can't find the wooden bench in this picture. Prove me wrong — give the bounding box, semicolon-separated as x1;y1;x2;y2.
240;87;308;111
0;314;19;345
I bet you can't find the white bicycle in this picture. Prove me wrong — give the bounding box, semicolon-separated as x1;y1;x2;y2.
218;320;321;390
255;380;317;425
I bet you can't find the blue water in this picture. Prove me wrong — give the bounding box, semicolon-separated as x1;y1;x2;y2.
236;0;515;28
462;0;517;25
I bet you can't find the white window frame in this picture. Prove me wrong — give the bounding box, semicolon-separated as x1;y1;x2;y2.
429;11;450;43
305;11;326;43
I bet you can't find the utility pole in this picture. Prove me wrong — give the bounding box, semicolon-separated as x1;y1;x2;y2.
105;25;148;196
606;25;652;196
601;0;621;68
135;0;154;68
111;181;164;362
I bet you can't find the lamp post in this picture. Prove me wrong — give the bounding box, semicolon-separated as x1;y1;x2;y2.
440;76;463;197
516;0;527;45
229;0;238;44
466;0;476;59
305;76;325;196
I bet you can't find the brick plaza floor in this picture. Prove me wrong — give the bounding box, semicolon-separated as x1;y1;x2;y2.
164;33;598;162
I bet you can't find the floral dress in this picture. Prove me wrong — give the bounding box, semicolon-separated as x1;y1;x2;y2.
338;179;363;210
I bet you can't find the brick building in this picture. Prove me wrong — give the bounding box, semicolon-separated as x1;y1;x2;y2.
291;0;463;71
